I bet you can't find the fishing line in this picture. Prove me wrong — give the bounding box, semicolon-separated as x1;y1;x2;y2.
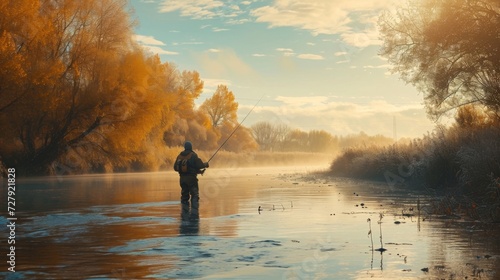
207;94;264;163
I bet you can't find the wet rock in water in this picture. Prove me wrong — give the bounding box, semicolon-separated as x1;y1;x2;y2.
421;267;429;272
394;221;401;224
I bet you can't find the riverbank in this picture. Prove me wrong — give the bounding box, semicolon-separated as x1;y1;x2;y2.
326;122;500;222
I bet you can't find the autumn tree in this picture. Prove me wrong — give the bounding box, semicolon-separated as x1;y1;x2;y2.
308;130;338;152
0;0;37;113
282;129;309;151
454;104;490;129
379;0;500;119
0;0;173;174
217;124;258;152
200;85;238;128
159;60;209;149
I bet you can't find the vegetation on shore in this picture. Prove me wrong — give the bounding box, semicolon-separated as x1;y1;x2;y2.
329;0;500;221
329;107;500;221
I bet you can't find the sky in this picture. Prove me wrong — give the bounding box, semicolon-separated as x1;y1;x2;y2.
128;0;440;139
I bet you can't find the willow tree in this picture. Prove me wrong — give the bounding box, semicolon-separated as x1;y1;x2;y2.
0;0;169;174
379;0;500;119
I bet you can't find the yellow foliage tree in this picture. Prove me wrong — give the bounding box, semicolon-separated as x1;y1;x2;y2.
199;85;258;152
0;0;172;174
200;85;238;128
0;0;257;174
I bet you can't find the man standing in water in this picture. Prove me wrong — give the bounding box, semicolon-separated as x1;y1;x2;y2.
174;141;209;209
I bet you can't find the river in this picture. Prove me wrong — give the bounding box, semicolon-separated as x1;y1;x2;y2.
1;166;499;279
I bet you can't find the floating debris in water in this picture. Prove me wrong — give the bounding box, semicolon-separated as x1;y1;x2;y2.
320;248;336;252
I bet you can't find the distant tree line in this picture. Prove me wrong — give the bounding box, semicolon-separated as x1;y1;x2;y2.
250;122;393;153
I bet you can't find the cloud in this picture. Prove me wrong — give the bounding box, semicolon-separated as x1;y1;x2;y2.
201;78;232;94
252;54;266;57
276;96;329;106
276;48;295;57
208;48;221;53
341;30;381;48
250;0;397;47
246;96;434;138
141;45;179;55
195;49;257;78
276;48;294;52
276;48;324;60
297;54;325;60
156;1;395;47
172;41;204;46
158;0;247;21
133;34;178;55
159;0;224;19
363;64;391;69
133;35;166;46
212;27;229;32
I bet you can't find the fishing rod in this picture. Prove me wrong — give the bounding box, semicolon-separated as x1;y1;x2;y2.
207;95;264;163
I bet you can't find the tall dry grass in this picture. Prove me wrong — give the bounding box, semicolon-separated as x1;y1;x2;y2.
328;122;500;221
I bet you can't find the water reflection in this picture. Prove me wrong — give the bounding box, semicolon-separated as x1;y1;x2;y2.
179;204;200;235
1;168;498;279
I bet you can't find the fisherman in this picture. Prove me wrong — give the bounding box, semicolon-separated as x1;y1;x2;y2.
174;141;209;209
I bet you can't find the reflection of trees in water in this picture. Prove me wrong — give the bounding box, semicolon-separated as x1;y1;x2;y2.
18;173;180;212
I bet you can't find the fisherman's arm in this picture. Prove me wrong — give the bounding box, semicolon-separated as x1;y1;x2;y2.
192;154;209;169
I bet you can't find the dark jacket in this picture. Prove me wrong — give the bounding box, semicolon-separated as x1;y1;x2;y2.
174;150;206;176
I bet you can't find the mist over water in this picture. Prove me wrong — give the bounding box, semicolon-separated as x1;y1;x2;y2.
2;167;499;279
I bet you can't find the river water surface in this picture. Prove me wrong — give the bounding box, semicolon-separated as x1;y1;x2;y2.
1;166;499;279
